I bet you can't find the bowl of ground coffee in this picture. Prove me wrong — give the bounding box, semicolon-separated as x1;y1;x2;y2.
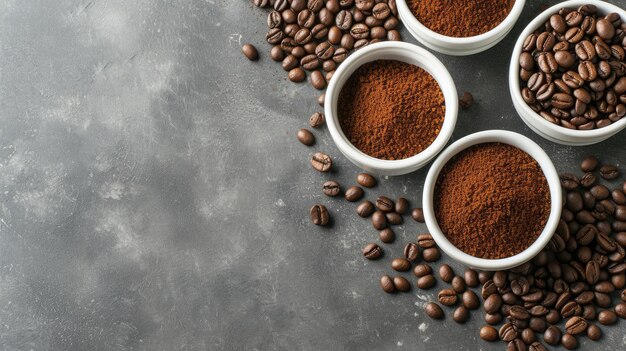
396;0;525;56
324;41;458;176
509;0;626;145
423;130;562;270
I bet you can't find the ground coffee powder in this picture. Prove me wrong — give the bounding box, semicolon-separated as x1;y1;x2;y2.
337;60;445;160
434;143;551;259
407;0;515;37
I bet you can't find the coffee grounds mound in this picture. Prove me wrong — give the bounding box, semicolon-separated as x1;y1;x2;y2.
407;0;515;38
434;143;551;259
337;60;445;160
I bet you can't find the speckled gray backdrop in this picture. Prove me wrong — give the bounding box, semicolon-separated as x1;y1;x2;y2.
0;0;625;350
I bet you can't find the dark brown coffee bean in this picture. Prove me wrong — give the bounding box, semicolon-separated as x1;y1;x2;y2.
267;28;285;44
310;204;329;225
417;274;436;289
499;323;517;342
294;28;313;45
363;243;382;260
538;52;559;73
510;305;531;320
321;181;341;197
403;243;420;261
581;172;596;188
537;32;556;51
422;247;440;262
453;306;469;324
297;128;315;146
563;70;585;88
392;197;409;215
586;260;601;284
310;152;332;172
309;112;325;128
561;301;582;318
543;325;561;345
597;18;615;40
325;0;339;12
425;302;444;319
372;211;387;230
480;325;498;341
566;27;585;43
485;312;503;325
560;333;577;350
579;60;598;81
464;269;479;287
344;186;363;202
241;44;259;61
575;40;596;61
555;51;575;68
393;276;411;292
414;264;432;277
438;264;454;283
599;164;619;180
270;46;285;62
529;317;547;333
282;55;299;71
310;70;326;89
458;290;478;310
552;93;575;109
380;275;395;293
484;294;503;314
355;173;376;188
438;288;458;306
591;184;610;199
411;208;425;222
350;23;369;40
375;196;394;213
615;302;626;319
612;189;626;204
598;310;617;325
565;316;587;334
391;258;411;272
378;228;394;244
356;201;375;217
288;67;306;82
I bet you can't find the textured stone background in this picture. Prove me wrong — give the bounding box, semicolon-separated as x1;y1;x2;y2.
0;0;625;350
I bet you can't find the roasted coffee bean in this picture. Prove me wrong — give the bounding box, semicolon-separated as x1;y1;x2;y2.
375;196;394;213
529;317;547;333
561;301;582;318
552;93;575;109
459;290;479;310
439;264;454;283
289;67;306;82
597;18;615;40
270;46;285;62
543;325;561;345
356;200;375;217
310;70;326;89
538;52;558;73
336;10;353;30
455;92;474;110
579;60;598;81
297;128;315;146
363;243;382;260
391;258;411;272
519;52;535;70
393;276;411;292
300;54;319;70
598;310;617;325
480;325;499;341
394;197;409;215
309;112;325;128
411;208;425;222
566;27;585;43
310;204;329;225
325;0;339;12
615;302;626;319
591;184;610;199
581;172;596;188
417;234;435;248
453;306;469;324
422;247;440;262
310;152;332;172
404;243;420;261
379;227;394;243
350;23;369;40
566;191;584;211
332;47;348;63
484;294;503;314
561;333;577;350
372;211;387;230
612;189;626;204
499;323;517;342
599;164;619;179
438;288;458;306
322;180;341;197
485;312;503;325
327;26;342;45
417;274;436;289
425;302;444;319
380;275;395;293
241;44;259;61
565;316;587;334
252;0;271;8
464;269;479;287
510;305;531;320
511;277;530;296
356;173;376;188
282;55;299;71
267;28;285;44
586;324;602;342
414;264;432;277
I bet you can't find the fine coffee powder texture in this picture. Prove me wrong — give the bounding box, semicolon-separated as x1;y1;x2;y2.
434;143;551;259
337;60;445;160
407;0;515;37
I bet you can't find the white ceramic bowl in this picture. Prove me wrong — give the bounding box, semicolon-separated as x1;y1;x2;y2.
422;130;563;271
396;0;526;56
510;0;626;146
324;42;458;176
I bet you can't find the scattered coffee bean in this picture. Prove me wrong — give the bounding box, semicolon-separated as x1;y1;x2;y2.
439;264;454;283
404;243;420;261
615;302;626;318
425;302;444;319
322;180;341;197
417;274;436;289
356;200;375;217
543;325;561;345
288;67;306;82
561;333;577;350
363;243;382;260
411;208;425;222
598;309;617;325
565;316;587;335
356;173;377;188
423;247;440;262
464;269;479;287
453;306;469;323
310;204;329;226
309;112;325;128
451;276;466;293
380;275;395;293
459;91;474;109
414;264;432;277
462;290;479;309
393;276;411;292
385;212;402;225
480;325;498;341
317;93;325;107
242;43;259;61
376;196;394;213
344;186;364;202
395;197;409;215
297;128;315;146
311;152;332;172
438;288;458;306
499;323;517;342
379;227;394;243
484;294;503;314
310;70;327;89
391;258;411;272
599;164;619;180
372;211;387;230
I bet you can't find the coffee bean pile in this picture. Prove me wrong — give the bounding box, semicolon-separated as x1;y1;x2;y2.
252;0;402;91
518;5;626;130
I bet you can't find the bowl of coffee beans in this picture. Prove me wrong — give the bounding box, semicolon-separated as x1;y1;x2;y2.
324;41;458;176
395;0;525;56
509;0;626;145
422;130;563;270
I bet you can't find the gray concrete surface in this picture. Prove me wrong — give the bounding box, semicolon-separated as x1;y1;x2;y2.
0;0;625;350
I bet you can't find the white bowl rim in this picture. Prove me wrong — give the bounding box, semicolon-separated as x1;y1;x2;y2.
396;0;526;44
423;130;563;271
324;41;458;173
509;0;626;139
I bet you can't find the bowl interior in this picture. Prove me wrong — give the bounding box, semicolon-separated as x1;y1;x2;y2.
509;0;626;139
396;0;526;44
423;130;562;271
325;42;458;172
